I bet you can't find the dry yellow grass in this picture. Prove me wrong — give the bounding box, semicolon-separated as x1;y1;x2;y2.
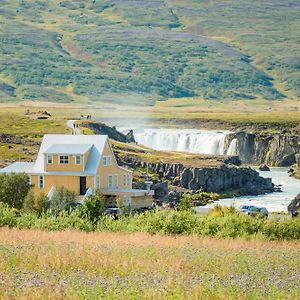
2;227;300;249
0;228;299;299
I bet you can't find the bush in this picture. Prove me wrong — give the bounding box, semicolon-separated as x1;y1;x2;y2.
0;173;31;209
1;198;300;240
178;194;193;211
80;190;107;223
23;190;50;215
0;202;17;227
49;187;76;215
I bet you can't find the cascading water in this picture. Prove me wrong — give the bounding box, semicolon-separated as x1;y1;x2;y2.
227;138;238;156
131;128;235;155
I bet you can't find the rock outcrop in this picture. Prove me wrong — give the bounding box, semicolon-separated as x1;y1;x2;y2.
259;164;270;171
288;194;300;213
81;122;135;143
137;161;274;195
0;134;39;146
224;131;300;166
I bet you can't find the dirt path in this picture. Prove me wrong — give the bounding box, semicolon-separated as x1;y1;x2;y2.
66;120;81;135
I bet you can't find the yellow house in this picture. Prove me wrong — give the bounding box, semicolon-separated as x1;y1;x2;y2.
0;134;154;209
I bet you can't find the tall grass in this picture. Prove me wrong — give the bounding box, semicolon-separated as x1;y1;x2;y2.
0;228;299;299
1;203;299;240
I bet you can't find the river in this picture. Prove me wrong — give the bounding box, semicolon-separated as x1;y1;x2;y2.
204;168;299;213
127;128;299;213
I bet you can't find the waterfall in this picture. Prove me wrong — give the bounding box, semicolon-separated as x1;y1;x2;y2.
227;138;238;156
131;128;234;155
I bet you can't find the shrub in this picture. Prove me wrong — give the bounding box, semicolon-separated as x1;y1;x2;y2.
32;211;93;231
23;191;49;215
49;187;76;215
23;189;36;212
0;202;17;227
178;194;193;211
0;173;31;209
80;190;107;223
117;197;128;216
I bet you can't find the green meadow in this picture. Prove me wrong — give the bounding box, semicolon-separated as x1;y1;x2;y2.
0;0;299;106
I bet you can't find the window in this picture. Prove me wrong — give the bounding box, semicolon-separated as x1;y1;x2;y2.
75;155;81;165
114;175;118;189
27;175;31;185
126;174;131;186
59;155;69;164
108;175;113;189
47;155;53;164
103;156;112;166
38;176;44;189
96;175;100;189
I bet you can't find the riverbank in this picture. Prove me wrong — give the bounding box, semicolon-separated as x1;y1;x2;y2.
204;168;299;213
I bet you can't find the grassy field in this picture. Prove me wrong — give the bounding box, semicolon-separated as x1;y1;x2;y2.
0;228;299;299
0;111;69;163
0;1;298;105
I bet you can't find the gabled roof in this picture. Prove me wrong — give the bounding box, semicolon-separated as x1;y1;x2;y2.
44;144;92;155
0;162;35;174
0;134;132;176
34;134;108;175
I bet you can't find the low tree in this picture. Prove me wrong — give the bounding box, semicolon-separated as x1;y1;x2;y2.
49;187;76;215
36;192;50;215
23;189;35;212
0;173;31;209
81;190;107;223
23;190;50;215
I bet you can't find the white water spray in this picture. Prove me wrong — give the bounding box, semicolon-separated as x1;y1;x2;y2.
131;128;235;155
227;138;238;156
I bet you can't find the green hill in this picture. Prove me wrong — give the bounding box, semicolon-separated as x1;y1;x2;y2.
0;0;298;105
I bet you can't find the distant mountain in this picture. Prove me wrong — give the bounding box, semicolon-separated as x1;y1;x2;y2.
0;0;298;105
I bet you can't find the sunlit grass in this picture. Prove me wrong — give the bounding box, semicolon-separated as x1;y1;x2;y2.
0;228;299;299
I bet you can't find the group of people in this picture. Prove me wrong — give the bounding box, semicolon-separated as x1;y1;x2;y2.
80;114;92;120
72;123;83;135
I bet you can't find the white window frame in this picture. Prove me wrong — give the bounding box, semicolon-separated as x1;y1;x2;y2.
108;174;113;189
47;155;53;164
126;173;131;186
38;175;44;189
59;155;69;164
96;175;100;189
75;155;81;165
114;174;118;189
123;174;127;186
103;156;112;166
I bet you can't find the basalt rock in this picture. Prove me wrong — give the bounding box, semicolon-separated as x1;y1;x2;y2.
259;164;270;171
81;122;135;143
145;162;274;195
152;182;169;201
288;194;300;213
0;134;39;146
224;131;300;166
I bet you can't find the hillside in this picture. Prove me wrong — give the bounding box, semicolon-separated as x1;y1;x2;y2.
0;0;299;105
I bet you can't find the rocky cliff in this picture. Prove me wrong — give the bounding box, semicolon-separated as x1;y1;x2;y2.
131;160;275;196
81;122;135;143
224;131;300;166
